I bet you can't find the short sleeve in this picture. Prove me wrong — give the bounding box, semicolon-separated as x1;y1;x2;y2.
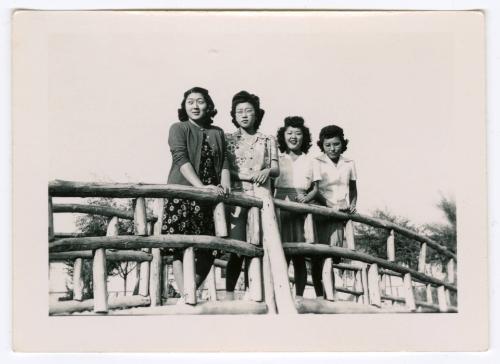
350;160;357;181
168;123;190;167
312;157;322;182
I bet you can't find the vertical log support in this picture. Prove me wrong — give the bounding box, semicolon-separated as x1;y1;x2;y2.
367;263;381;307
402;273;416;311
92;216;117;313
387;230;395;262
426;284;433;304
418;242;428;273
263;251;277;314
345;220;355;250
304;213;316;243
360;263;370;305
72;258;84;301
149;199;164;306
207;266;217;301
48;196;55;242
183;247;196;305
447;258;456;284
322;258;335;301
135;198;150;297
255;186;297;314
213;202;228;238
354;270;363;303
162;261;170;302
247;206;263;302
437;285;449;312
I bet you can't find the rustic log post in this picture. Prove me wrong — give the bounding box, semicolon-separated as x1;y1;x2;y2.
354;270;363;303
367;263;381;307
92;216;117;313
247;206;263;302
149;199;164;306
345;220;355;250
360;263;370;304
136;200;150;297
426;284;433;304
213;202;228;238
263;250;277;314
387;230;395;262
322;257;335;301
183;247;196;305
402;273;416;311
254;186;297;314
48;196;55;242
418;242;427;273
207;265;217;301
437;285;448;312
447;258;456;284
304;213;316;243
162;261;170;301
72;258;84;301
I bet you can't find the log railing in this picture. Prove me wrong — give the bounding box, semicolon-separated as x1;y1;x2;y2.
48;180;457;315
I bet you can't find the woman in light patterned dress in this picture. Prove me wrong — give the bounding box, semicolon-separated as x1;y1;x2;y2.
224;91;279;300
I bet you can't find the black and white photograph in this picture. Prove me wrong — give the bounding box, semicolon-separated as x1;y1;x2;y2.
11;9;488;352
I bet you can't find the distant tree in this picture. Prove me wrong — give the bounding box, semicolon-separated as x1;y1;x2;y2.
63;197;149;298
354;209;422;270
423;195;457;264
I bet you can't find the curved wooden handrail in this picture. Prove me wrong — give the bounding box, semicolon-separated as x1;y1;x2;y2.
49;250;153;262
274;199;456;260
52;203;157;222
49;180;262;209
283;243;456;291
49;235;263;257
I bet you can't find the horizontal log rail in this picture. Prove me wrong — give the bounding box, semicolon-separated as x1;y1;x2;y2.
53;203;157;222
50;295;151;315
49;250;153;262
49;235;264;257
274;199;456;260
381;294;406;303
49;180;262;209
283;243;456;292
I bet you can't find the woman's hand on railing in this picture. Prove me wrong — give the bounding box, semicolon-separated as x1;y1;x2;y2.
295;193;308;203
206;184;226;197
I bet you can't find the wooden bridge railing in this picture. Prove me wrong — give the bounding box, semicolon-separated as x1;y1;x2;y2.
48;180;457;315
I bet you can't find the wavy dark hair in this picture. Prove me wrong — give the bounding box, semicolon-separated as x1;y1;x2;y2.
317;124;349;153
230;90;265;130
178;87;217;123
276;116;312;154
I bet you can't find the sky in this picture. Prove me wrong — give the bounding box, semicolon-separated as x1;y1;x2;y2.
48;12;457;235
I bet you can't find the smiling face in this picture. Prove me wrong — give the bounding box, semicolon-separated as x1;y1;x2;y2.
284;126;304;153
185;92;208;122
322;136;344;161
235;102;256;132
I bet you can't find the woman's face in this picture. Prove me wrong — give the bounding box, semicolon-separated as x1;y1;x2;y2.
235;102;256;131
322;136;343;161
185;92;208;122
284;126;304;153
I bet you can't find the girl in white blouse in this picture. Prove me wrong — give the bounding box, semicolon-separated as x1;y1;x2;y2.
274;116;318;298
312;124;358;299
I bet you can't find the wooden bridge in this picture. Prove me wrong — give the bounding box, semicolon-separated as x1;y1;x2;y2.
48;180;457;315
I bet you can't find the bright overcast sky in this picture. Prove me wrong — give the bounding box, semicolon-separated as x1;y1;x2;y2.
48;12;458;231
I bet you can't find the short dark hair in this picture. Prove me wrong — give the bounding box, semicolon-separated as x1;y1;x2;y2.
230;90;265;130
178;87;217;123
276;116;312;154
317;124;349;153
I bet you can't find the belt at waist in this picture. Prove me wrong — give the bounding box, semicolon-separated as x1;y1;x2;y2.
274;187;307;200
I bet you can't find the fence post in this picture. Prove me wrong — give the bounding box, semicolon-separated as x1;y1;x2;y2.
263;251;277;314
345;220;355;250
93;216;117;313
354;269;363;303
304;213;316;243
247;206;263;302
135;198;150;297
207;266;217;301
213;202;228;237
48;196;55;242
418;242;427;273
387;230;395;262
183;246;196;305
426;284;433;304
73;258;84;301
437;285;448;312
149;198;164;306
402;273;416;311
367;263;381;307
447;258;456;284
255;186;297;314
162;260;170;302
322;257;335;301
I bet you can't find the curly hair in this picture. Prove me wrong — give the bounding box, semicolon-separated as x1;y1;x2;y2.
178;87;217;123
317;124;349;153
276;116;312;154
230;90;265;130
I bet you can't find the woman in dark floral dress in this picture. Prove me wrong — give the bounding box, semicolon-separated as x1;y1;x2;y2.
162;87;230;303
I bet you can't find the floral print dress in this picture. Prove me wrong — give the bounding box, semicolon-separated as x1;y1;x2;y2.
161;133;216;238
